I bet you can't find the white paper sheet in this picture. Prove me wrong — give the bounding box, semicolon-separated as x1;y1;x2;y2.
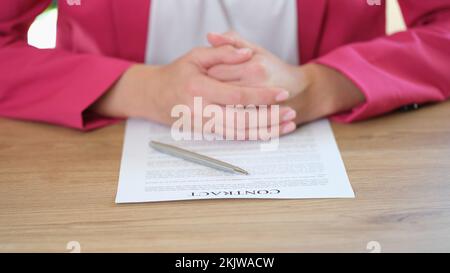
115;119;354;203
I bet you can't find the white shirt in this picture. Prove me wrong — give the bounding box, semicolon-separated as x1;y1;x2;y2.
145;0;299;65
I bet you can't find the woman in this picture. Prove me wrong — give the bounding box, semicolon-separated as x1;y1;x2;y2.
0;0;449;137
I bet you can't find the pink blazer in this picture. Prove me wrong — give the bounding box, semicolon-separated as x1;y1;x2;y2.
1;0;449;130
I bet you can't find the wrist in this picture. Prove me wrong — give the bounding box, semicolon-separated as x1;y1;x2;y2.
303;63;365;116
284;63;311;97
91;64;159;119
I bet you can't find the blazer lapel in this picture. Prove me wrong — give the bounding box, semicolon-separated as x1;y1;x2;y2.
297;0;328;63
111;0;151;62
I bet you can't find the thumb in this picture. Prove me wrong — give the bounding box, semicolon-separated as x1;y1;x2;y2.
207;32;259;51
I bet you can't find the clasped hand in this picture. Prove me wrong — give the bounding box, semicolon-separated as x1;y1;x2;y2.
94;31;365;139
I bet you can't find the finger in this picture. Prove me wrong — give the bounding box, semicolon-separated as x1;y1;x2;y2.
190;46;253;69
188;103;297;140
207;32;237;47
189;75;290;105
246;121;297;140
207;63;246;82
189;105;295;138
215;120;297;140
279;121;297;136
207;32;252;48
207;32;258;51
211;106;296;130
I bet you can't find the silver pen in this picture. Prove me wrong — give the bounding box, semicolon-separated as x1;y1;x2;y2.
149;140;249;175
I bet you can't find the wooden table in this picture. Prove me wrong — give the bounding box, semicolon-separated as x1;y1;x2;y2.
1;102;449;253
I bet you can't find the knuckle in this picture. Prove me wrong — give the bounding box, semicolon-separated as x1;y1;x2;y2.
189;47;205;58
207;66;222;78
246;61;267;78
188;49;198;59
222;44;235;52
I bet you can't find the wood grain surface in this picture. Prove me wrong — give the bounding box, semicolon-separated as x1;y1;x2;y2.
1;102;449;252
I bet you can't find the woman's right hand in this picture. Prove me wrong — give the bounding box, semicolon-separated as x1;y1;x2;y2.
92;46;296;135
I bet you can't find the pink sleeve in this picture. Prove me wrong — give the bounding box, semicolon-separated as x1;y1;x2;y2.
315;0;450;122
0;0;133;130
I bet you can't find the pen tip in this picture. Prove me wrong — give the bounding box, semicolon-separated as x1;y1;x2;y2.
235;168;249;175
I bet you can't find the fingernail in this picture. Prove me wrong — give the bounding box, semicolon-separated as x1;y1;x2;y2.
281;122;296;134
275;90;290;102
282;109;296;122
236;48;252;55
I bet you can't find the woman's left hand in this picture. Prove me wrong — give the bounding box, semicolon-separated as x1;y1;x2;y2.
207;32;366;126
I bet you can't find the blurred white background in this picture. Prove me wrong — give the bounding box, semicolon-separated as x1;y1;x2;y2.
28;8;58;49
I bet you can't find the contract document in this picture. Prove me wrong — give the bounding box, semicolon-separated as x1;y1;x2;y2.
115;119;354;203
